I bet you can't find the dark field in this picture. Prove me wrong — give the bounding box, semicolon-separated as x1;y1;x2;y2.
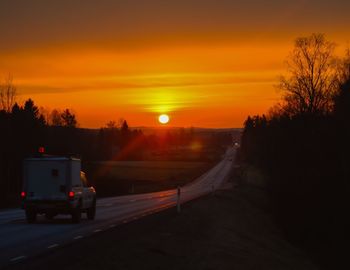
85;161;214;197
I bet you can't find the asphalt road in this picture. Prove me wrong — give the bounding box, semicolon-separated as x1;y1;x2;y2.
0;147;235;268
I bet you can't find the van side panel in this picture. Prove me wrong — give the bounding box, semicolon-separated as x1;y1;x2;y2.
24;160;68;200
71;160;81;187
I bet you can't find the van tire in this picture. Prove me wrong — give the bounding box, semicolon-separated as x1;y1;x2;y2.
72;206;82;223
87;199;96;220
25;209;37;223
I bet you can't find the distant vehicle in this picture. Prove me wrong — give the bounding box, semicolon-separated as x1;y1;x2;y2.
21;156;96;223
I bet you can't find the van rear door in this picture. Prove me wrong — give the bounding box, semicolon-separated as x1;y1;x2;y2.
24;160;68;201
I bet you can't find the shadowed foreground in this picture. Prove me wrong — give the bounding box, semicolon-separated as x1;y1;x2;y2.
7;184;317;270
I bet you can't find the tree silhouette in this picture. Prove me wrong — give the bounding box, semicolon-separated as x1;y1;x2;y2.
0;75;16;112
24;99;40;121
334;79;350;118
121;120;129;133
120;120;130;148
278;33;338;116
61;109;77;128
106;120;117;129
336;48;350;85
49;109;63;126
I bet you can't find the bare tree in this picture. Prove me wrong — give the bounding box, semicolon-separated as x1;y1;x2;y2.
278;33;338;116
106;120;117;129
50;109;63;126
0;74;17;112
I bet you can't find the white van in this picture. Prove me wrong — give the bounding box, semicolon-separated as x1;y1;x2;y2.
21;156;96;223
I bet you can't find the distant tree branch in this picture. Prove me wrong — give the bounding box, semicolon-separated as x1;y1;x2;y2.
0;74;17;112
278;34;337;116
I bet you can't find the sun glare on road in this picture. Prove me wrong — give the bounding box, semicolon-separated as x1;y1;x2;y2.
158;114;170;124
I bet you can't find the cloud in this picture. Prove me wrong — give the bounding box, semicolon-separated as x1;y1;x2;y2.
1;0;349;51
15;71;277;95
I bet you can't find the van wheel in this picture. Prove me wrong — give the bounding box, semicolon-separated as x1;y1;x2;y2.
87;200;96;220
25;209;37;223
72;206;81;223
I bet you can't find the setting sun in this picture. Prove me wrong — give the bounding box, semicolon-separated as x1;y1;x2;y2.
158;114;170;124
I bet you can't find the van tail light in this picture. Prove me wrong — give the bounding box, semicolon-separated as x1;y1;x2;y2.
68;191;75;199
21;191;26;199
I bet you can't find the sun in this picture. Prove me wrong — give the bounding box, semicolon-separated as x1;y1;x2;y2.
158;114;170;124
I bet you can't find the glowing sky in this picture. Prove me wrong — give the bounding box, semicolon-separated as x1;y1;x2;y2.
1;0;349;127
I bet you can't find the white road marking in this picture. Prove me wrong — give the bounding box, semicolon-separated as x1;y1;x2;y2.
73;236;83;240
47;244;59;249
109;224;116;228
122;220;128;223
93;229;102;233
10;256;26;262
97;204;113;207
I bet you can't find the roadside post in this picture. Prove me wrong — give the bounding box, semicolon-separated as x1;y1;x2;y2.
177;186;181;213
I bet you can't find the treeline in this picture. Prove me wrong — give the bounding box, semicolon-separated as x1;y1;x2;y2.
0;90;232;206
238;34;350;268
0;97;81;206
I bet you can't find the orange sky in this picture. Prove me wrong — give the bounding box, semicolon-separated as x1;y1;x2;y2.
1;0;349;128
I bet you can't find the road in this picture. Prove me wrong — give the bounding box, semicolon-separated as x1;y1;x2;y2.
0;147;235;268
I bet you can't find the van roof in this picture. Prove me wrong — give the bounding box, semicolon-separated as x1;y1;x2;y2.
25;156;80;161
